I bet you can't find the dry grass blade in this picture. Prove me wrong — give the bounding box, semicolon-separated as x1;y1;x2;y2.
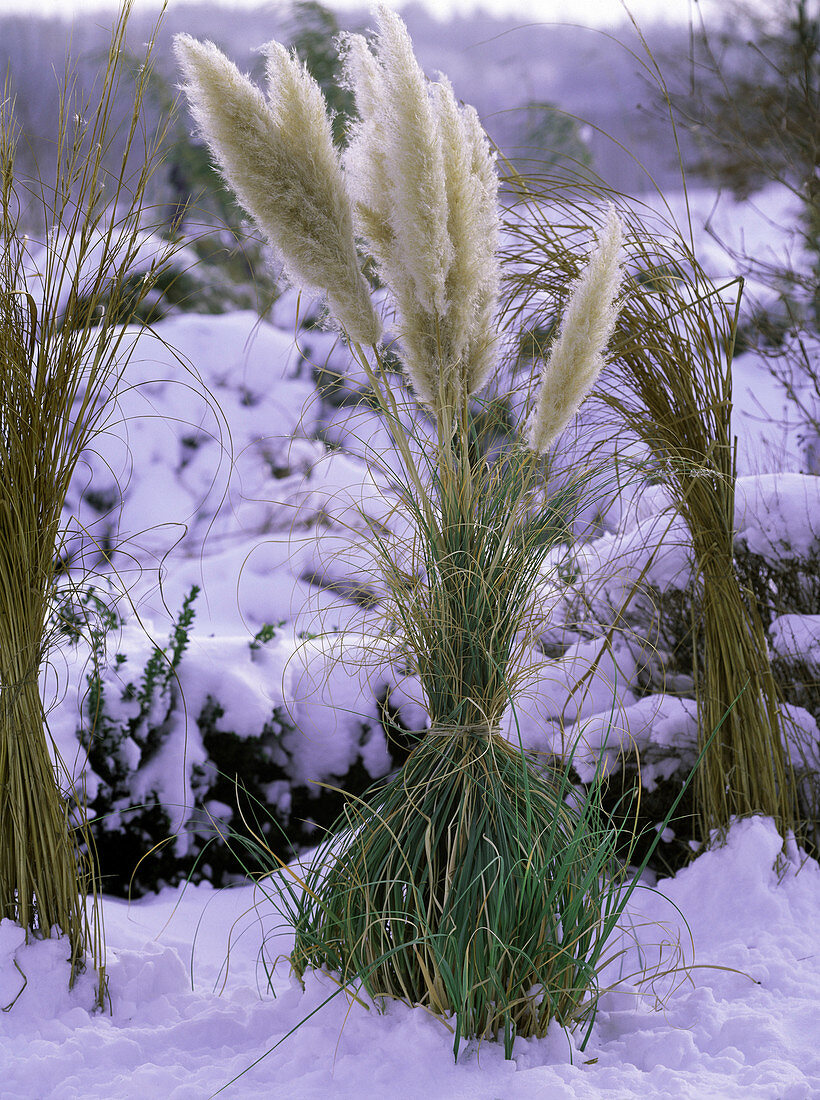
0;0;175;997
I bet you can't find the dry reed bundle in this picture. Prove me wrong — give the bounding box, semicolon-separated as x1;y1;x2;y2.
501;172;799;843
0;1;173;993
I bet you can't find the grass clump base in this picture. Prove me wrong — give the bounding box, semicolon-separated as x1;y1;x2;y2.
289;729;620;1059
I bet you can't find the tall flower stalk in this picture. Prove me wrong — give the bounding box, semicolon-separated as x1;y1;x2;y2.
0;1;173;996
176;4;625;1054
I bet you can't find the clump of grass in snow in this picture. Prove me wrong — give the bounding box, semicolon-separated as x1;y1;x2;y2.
0;0;174;997
176;2;626;1055
501;167;800;845
288;732;623;1057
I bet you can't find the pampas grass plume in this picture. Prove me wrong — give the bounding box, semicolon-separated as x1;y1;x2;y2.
366;5;451;318
343;5;500;411
173;34;381;345
340;32;394;273
433;76;500;399
527;207;624;453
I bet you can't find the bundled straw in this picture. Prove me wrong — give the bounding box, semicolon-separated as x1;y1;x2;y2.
0;1;173;994
502;171;799;844
176;4;627;1054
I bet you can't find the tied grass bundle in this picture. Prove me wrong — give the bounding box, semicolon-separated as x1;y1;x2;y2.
176;4;625;1053
605;240;800;843
502;172;799;844
290;731;621;1058
0;2;172;993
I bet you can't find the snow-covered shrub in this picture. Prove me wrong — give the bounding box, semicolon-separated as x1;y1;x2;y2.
532;473;820;866
113;232;278;321
734;474;820;628
731;475;820;842
51;587;413;896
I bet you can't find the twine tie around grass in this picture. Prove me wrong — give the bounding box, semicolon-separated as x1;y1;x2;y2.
425;723;498;738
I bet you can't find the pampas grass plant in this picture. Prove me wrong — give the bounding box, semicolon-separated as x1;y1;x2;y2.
0;1;173;995
176;3;632;1054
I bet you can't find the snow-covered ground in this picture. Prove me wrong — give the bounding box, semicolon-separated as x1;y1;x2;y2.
1;817;818;1098
2;183;819;1096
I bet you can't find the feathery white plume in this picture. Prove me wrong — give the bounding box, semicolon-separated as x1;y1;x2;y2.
366;6;451;317
343;5;500;411
173;33;380;345
526;207;624;453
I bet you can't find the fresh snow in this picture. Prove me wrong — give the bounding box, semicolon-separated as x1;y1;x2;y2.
1;818;818;1098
